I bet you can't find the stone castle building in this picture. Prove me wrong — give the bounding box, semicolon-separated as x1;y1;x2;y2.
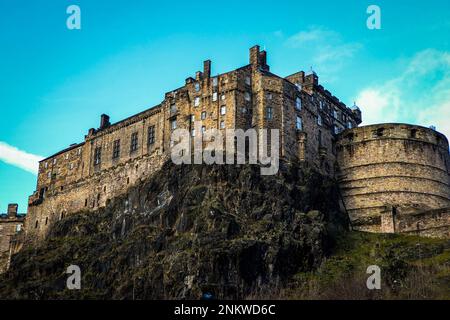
0;45;449;272
0;204;25;273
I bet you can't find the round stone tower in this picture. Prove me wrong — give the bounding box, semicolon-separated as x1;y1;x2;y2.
336;123;450;233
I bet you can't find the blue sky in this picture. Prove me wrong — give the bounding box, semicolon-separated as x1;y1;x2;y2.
1;0;449;213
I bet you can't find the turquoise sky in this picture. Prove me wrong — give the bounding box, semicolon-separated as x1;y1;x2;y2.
1;0;449;213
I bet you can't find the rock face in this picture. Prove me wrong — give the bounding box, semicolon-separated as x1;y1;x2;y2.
0;161;346;299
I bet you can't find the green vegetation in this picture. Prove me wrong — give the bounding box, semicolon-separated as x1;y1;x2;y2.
268;232;450;300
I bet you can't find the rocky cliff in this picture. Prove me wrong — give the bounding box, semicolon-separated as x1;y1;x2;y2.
0;161;347;299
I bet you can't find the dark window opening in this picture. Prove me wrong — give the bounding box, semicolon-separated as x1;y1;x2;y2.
375;128;384;137
130;132;138;153
35;220;38;229
84;199;88;207
112;139;120;159
148;126;156;145
410;129;417;138
94;146;102;165
45;217;48;225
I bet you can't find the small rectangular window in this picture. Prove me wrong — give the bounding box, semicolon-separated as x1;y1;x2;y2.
245;76;251;86
171;119;177;130
220;121;225;129
170;104;177;114
220;105;226;115
244;92;251;101
212;77;218;87
94;146;102;165
194;97;200;107
112;139;121;159
266;107;273;120
148;126;155;145
212;92;217;101
130;132;138;153
296;116;302;130
201;111;207;120
195;82;200;92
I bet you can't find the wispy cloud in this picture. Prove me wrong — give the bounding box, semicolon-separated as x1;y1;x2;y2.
0;142;43;175
355;49;450;139
285;26;362;82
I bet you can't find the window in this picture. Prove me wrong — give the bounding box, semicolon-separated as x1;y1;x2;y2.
334;125;339;134
410;129;417;138
295;83;302;90
113;139;120;159
220;121;225;129
212;92;217;101
94;146;102;165
148;126;155;145
296;97;302;110
212;77;218;87
194;97;200;107
245;76;251;86
44;162;48;169
347;121;353;129
69;163;74;170
170;104;177;114
333;109;338;119
77;148;82;155
191;129;196;137
201;111;207;120
317;115;323;126
266;107;273;120
244;92;251;101
130;132;138;153
296;116;303;130
53;158;57;165
65;153;69;160
221;94;226;101
171;119;177;130
267;93;273;100
190;115;195;122
201;126;206;134
35;220;38;229
241;107;247;114
220;105;226;115
47;172;51;179
195;82;200;92
319;101;323;110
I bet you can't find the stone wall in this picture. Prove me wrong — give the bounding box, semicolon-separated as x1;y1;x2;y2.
23;45;361;242
336;123;450;234
0;205;25;273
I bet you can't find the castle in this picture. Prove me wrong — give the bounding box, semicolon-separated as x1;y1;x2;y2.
1;45;449;272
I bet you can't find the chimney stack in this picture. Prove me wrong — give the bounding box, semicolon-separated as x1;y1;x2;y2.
249;45;260;67
203;60;211;79
100;114;110;129
7;204;18;218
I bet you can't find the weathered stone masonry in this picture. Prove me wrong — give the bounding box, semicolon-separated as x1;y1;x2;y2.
24;45;361;240
336;123;450;237
2;46;449;274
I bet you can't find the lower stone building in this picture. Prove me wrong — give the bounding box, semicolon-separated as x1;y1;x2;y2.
0;204;25;273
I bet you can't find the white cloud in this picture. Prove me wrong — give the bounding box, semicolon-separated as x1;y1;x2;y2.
0;142;43;175
355;49;450;140
285;26;362;82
